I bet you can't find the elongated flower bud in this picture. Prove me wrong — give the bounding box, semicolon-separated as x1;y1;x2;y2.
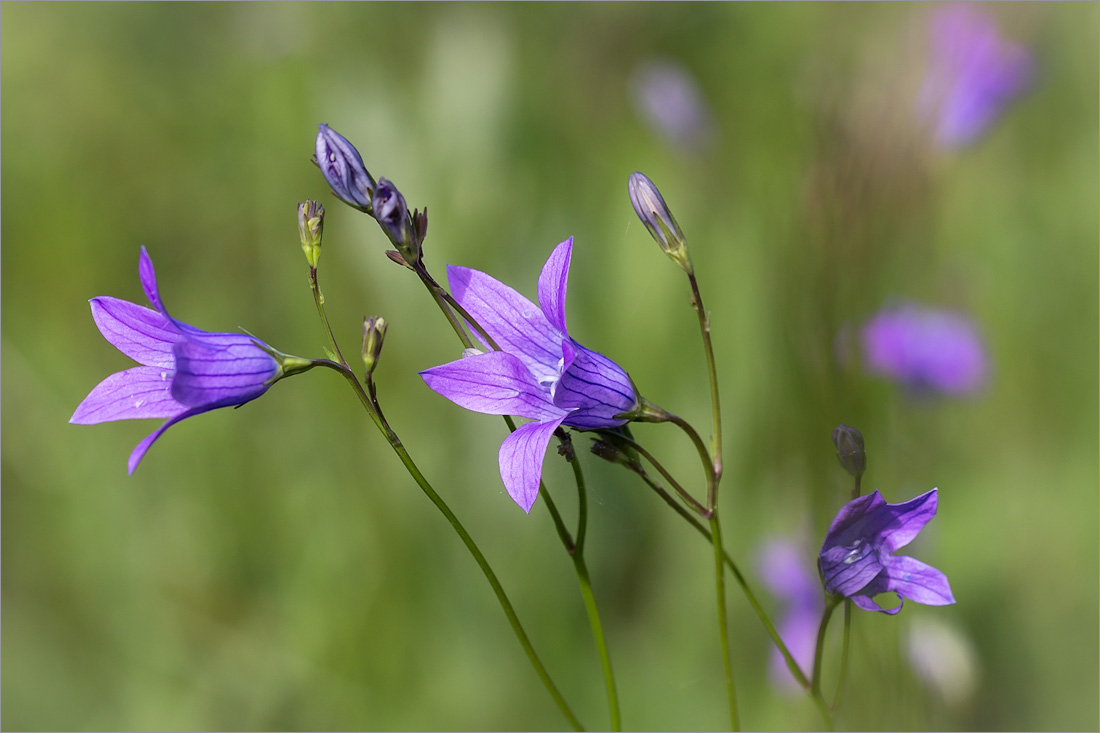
298;200;324;269
373;178;420;264
832;424;866;479
362;315;387;377
628;171;691;273
315;124;376;213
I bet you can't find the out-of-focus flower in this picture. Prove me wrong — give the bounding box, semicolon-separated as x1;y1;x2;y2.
919;5;1033;147
420;237;638;513
819;489;955;615
905;615;980;705
758;538;824;692
630;58;716;152
859;302;988;395
315;124;377;212
71;248;302;473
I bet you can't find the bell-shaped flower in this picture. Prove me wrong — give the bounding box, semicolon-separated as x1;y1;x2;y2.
71;248;291;474
818;489;955;615
420;237;638;513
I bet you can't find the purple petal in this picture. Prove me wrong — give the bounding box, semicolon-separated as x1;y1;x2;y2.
537;237;573;335
851;592;904;615
820;490;886;548
448;265;563;380
498;416;567;513
139;246;168;315
90;297;181;368
819;541;883;597
878;489;939;553
419;351;566;421
170;339;279;408
883;555;956;606
70;366;188;424
555;340;636;429
127;405;208;475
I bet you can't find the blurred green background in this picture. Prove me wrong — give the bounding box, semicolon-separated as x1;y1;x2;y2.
3;2;1096;730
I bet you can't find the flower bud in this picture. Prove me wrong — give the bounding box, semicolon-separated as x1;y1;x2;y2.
315;124;376;213
373;178;420;264
628;171;691;273
297;200;324;269
831;424;866;479
362;316;387;377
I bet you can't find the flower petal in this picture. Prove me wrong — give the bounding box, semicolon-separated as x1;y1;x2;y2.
90;297;181;368
819;541;883;597
850;592;904;615
170;339;279;409
537;237;573;335
882;554;956;606
820;490;887;549
139;246;167;315
555;340;636;429
448;265;563;379
70;366;188;424
420;351;565;421
498;416;567;513
127;405;209;475
878;489;939;553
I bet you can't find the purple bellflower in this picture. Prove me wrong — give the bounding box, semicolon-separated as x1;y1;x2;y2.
819;489;955;615
919;5;1032;148
71;248;292;474
757;538;824;692
420;237;639;513
860;302;988;396
316;124;377;212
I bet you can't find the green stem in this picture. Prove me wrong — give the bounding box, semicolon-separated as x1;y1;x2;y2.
709;512;739;731
603;432;708;516
309;267;349;366
833;601;851;711
630;468;812;690
686;272;723;486
811;595;841;731
667;413;718;513
312;358;584;731
562;434;621;731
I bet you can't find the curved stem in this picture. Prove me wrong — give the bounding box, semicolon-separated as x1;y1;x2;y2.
562;434;621;731
666;413;718;512
709;512;739;731
630;468;812;690
686;272;723;486
311;359;584;730
604;432;709;516
309;267;349;366
811;595;841;731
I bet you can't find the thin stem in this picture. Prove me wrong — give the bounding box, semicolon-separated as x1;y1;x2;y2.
686;272;723;486
709;512;739;731
309;267;349;366
310;358;584;730
630;468;812;690
833;601;852;711
562;434;621;731
603;432;708;516
414;263;500;352
811;595;842;731
667;413;718;512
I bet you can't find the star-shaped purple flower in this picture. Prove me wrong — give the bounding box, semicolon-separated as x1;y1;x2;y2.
819;489;955;614
71;248;283;474
420;237;638;513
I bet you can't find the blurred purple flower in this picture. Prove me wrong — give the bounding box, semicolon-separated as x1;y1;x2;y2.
71;248;283;474
758;538;823;692
630;58;716;152
860;302;988;395
920;5;1033;147
420;237;638;513
819;489;955;615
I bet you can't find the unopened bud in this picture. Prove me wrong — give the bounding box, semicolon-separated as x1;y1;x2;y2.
315;124;376;212
362;316;387;377
831;424;866;479
373;178;420;264
628;171;691;273
298;200;324;268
